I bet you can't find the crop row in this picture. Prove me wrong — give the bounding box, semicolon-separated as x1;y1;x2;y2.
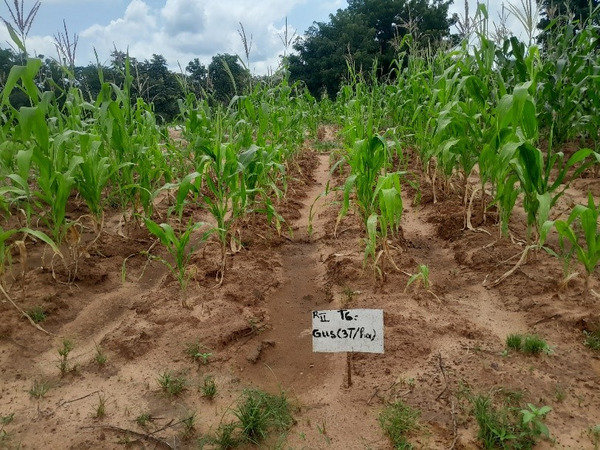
330;12;599;293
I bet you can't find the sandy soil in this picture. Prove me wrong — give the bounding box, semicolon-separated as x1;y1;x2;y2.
0;126;599;449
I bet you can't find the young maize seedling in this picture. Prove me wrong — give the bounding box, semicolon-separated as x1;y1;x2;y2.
144;218;214;291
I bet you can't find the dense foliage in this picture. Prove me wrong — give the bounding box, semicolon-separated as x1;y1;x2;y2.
288;0;455;97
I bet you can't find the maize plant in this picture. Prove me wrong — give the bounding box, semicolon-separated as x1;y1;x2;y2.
554;193;600;296
336;135;404;274
509;140;599;245
144;218;214;290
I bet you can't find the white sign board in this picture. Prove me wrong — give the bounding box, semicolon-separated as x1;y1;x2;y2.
312;309;384;353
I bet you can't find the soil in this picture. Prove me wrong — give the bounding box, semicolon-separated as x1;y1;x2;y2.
0;126;599;449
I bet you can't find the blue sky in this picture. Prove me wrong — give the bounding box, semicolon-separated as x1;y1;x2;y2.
0;1;527;74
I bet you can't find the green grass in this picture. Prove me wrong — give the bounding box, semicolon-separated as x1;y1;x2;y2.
522;335;550;355
505;334;523;351
584;329;600;350
378;400;420;449
209;422;238;449
588;424;600;449
504;333;551;355
0;413;14;426
157;371;187;396
26;306;46;324
135;412;153;428
199;388;294;448
29;379;50;399
200;375;217;399
94;393;106;419
233;389;293;444
94;344;107;366
469;390;551;449
181;412;197;440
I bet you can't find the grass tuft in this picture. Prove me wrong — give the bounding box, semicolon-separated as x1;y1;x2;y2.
584;329;600;350
200;375;217;399
522;335;550;355
157;371;187;396
505;333;523;351
504;333;551;355
29;379;50;399
378;400;420;449
27;306;46;324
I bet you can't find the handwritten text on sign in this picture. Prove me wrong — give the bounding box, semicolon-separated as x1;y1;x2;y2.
312;309;384;353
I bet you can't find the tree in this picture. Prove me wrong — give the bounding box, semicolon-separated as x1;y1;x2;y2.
141;54;182;122
536;0;600;49
76;64;104;101
0;47;16;87
208;53;250;104
186;58;208;96
288;0;454;97
538;0;599;29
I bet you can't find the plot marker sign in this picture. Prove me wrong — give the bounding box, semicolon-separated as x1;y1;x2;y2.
312;309;384;354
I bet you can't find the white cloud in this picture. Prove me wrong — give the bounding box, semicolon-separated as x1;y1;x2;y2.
27;35;57;60
160;0;206;34
75;0;306;72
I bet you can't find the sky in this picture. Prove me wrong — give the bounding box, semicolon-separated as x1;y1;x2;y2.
0;0;530;75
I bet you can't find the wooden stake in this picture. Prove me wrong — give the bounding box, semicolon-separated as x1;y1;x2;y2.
347;352;353;387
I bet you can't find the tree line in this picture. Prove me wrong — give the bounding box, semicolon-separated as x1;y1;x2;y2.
0;45;252;122
1;0;597;121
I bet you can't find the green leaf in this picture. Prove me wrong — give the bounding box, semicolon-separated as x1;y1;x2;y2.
144;219;168;245
6;23;26;53
20;228;62;257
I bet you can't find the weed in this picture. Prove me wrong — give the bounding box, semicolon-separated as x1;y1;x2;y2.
57;339;75;376
522;335;550;355
29;379;50;399
200;375;217;399
117;434;132;445
185;341;212;364
0;412;13;443
211;422;239;449
181;412;197;440
157;371;186;396
469;391;551;448
584;329;600;350
341;285;357;306
233;389;294;444
94;344;107;366
505;334;523;351
554;384;567;403
314;140;338;152
521;404;552;439
504;333;551;356
95;393;106;419
135;412;153;428
27;306;46;324
316;420;331;444
588;424;600;450
378;400;420;449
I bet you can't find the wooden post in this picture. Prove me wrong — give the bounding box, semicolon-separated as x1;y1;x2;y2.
347;352;353;387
